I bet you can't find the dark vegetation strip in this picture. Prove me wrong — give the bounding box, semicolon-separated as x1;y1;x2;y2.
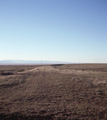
0;72;14;75
0;80;25;88
0;113;54;120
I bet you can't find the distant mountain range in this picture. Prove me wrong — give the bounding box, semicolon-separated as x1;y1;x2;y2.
0;60;71;65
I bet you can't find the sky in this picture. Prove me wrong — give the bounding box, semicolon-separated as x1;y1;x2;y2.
0;0;107;63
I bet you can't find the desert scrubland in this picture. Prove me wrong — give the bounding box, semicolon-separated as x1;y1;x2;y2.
0;64;107;120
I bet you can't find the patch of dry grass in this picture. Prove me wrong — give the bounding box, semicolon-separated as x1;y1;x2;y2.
0;64;107;119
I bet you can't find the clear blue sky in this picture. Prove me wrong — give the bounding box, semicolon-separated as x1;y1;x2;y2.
0;0;107;63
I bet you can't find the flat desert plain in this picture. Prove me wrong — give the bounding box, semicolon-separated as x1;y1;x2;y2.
0;64;107;120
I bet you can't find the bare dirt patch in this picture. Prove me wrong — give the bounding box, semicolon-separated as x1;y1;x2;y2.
19;65;99;75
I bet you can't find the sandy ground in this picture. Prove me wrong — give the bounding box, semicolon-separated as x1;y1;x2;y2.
1;65;106;86
17;66;107;86
19;66;99;74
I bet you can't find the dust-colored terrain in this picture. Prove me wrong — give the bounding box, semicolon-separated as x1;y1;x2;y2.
0;64;107;120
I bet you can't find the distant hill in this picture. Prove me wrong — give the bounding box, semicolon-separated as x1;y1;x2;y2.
0;60;71;65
